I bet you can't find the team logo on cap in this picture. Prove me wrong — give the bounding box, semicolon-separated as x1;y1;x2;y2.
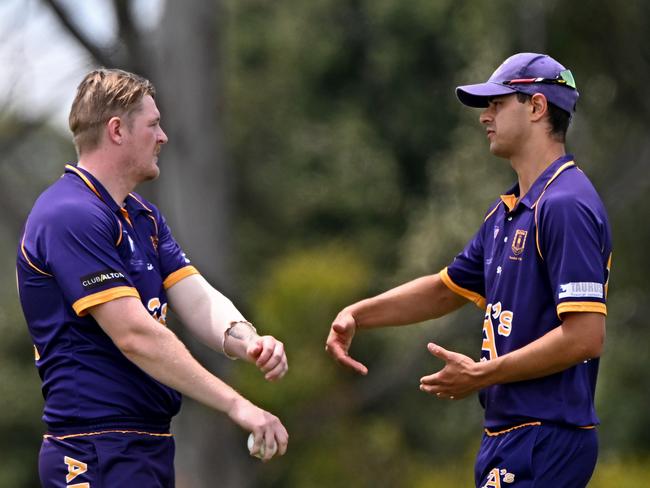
511;229;527;256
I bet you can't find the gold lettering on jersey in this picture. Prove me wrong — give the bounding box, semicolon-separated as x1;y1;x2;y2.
69;484;90;488
482;468;502;488
511;229;527;256
482;306;498;360
482;302;514;360
64;456;87;483
482;467;515;487
147;298;168;325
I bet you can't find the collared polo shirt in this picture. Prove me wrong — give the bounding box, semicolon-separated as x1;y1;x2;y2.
17;164;199;434
439;155;612;429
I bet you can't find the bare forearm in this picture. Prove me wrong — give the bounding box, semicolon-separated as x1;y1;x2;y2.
350;274;467;329
92;298;245;413
420;313;605;399
126;324;242;410
479;313;605;386
168;275;250;356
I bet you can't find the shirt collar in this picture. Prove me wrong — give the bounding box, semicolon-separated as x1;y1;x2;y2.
125;193;153;214
64;164;154;216
499;154;576;212
65;164;121;213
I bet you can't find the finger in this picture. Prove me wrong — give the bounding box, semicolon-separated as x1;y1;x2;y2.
260;341;285;372
419;372;441;385
275;427;289;456
250;430;263;457
247;338;263;360
427;342;452;361
332;321;352;334
419;383;440;395
258;346;280;373
262;433;278;462
335;354;368;375
255;337;276;366
265;358;288;381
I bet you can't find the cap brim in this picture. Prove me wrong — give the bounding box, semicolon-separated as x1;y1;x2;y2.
456;82;517;108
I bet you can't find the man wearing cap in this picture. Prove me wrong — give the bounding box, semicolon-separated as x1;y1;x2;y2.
325;53;611;487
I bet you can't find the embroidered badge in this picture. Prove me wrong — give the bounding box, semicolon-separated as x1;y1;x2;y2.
511;229;527;256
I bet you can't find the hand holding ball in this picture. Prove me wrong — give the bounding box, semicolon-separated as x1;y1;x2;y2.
247;433;278;459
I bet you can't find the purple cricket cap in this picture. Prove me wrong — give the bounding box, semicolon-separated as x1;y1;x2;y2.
456;53;579;114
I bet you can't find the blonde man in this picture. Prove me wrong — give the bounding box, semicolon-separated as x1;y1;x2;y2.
18;69;288;487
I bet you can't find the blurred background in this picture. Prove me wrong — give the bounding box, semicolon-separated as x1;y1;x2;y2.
1;0;649;486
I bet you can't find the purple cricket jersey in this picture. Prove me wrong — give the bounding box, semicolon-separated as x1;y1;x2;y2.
439;155;612;429
17;165;199;435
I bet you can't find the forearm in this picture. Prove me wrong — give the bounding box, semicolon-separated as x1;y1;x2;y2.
350;274;467;329
479;313;605;386
91;298;248;414
419;313;606;399
128;324;243;411
167;274;253;358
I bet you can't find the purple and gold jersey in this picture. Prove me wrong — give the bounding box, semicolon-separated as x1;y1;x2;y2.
439;155;612;429
17;165;199;434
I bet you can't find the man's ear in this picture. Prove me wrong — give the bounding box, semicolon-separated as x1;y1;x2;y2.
529;93;548;121
106;116;124;145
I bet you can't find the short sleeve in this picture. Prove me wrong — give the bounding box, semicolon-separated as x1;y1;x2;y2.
154;211;199;289
440;226;487;309
536;193;611;318
40;204;139;316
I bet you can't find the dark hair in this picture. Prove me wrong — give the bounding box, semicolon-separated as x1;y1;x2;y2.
515;92;571;142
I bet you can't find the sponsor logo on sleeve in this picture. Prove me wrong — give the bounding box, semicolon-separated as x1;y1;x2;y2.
80;270;128;290
558;282;604;299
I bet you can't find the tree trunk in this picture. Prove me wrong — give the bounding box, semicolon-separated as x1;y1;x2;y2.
150;1;250;487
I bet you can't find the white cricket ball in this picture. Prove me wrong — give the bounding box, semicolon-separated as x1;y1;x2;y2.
247;433;277;459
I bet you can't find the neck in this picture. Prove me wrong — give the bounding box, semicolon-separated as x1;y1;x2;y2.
77;151;134;206
510;139;566;198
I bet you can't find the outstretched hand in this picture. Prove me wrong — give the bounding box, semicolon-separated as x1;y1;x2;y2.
247;336;288;382
419;342;485;400
325;311;368;375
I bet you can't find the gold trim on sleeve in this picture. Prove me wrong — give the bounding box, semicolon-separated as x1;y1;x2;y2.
439;267;486;309
163;266;200;290
557;301;607;318
72;286;140;317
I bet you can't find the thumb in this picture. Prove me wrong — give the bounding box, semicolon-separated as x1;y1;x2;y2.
247;337;263;358
427;342;451;361
332;321;352;334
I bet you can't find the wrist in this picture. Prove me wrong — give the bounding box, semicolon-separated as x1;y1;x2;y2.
222;320;258;360
475;356;500;388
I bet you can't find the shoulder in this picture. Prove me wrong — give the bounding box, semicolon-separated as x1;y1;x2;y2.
29;181;116;236
482;197;504;222
539;166;607;217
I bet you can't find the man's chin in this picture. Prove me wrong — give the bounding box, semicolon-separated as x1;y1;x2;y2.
488;143;509;159
143;166;160;182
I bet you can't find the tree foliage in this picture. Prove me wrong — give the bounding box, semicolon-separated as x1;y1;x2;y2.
1;0;649;486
